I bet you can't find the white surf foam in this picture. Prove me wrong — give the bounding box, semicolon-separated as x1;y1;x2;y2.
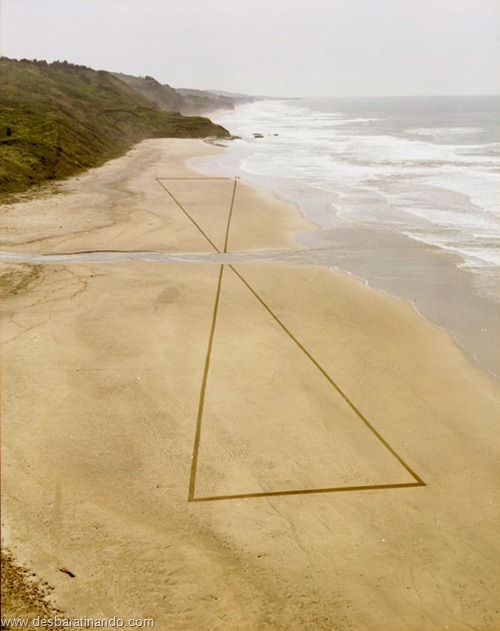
199;98;500;301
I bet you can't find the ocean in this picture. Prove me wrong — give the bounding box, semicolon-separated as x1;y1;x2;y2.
191;96;500;376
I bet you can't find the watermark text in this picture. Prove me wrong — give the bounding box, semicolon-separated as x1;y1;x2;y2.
1;617;155;628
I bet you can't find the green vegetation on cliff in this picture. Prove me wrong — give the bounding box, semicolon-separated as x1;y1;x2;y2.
0;58;230;197
112;72;257;115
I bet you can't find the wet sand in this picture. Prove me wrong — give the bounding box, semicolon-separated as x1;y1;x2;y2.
190;152;500;379
1;139;499;630
298;226;500;379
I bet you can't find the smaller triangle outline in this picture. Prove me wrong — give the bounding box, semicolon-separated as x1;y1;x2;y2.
156;177;237;254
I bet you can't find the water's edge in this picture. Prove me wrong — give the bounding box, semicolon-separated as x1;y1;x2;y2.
188;149;499;380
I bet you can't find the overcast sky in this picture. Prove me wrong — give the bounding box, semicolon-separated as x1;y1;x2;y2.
1;0;499;97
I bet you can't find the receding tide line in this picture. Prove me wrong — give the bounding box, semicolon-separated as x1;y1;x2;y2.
156;177;426;502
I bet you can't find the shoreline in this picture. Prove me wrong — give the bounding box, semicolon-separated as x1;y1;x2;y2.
2;139;499;630
189;149;500;379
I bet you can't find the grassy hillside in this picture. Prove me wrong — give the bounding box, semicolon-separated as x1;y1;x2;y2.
0;58;230;197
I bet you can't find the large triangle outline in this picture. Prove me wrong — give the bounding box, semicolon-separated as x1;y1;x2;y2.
189;263;423;501
156;177;424;501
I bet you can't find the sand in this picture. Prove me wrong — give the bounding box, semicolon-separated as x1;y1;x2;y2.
1;139;499;630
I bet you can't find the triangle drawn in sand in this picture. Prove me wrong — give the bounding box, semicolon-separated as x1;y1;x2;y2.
156;177;424;501
158;178;236;253
190;264;422;501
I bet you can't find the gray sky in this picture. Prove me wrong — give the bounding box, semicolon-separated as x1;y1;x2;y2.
1;0;499;97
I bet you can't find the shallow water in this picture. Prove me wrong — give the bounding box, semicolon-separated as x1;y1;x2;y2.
190;96;500;377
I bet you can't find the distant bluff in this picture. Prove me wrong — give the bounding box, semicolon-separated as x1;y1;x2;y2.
0;57;231;197
112;72;257;115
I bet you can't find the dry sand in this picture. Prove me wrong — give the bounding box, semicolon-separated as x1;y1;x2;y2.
1;139;499;630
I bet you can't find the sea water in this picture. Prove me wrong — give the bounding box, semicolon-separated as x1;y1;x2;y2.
191;96;500;375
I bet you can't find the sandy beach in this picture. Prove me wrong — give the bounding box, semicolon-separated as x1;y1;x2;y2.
1;139;499;630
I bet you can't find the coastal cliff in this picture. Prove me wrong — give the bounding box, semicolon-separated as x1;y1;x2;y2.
112;72;257;115
0;57;230;197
